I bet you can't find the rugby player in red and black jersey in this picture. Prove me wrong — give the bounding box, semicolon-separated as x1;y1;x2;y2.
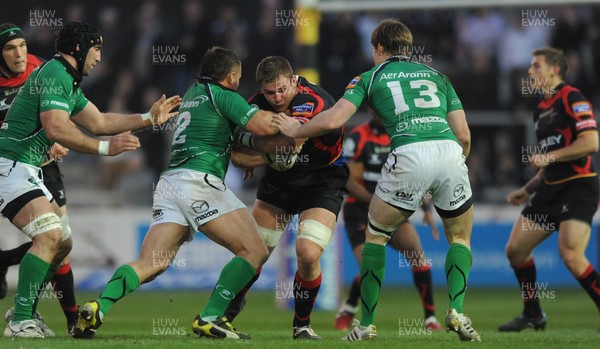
499;47;600;332
0;23;78;335
229;56;347;340
333;108;442;331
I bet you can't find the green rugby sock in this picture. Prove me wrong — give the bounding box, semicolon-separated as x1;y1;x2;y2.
359;243;386;326
201;256;256;320
97;264;140;315
445;243;472;313
13;253;50;321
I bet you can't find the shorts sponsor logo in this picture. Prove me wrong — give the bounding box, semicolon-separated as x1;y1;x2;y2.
194;209;218;222
377;185;391;194
453;184;464;198
191;200;210;214
395;191;413;201
152;209;164;221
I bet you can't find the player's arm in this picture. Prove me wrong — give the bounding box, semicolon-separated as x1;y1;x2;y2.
243;110;279;136
231;147;268;168
346;161;371;204
237;131;304;154
531;131;598;169
274;99;357;138
447;109;471;158
70;95;181;136
41;109;140;156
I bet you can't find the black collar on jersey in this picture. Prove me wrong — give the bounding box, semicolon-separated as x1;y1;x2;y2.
386;55;410;63
54;54;82;90
196;77;235;92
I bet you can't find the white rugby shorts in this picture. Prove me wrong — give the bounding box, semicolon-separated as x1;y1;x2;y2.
151;169;247;241
375;140;472;214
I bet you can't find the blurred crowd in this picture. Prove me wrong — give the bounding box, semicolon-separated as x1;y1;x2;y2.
7;1;600;205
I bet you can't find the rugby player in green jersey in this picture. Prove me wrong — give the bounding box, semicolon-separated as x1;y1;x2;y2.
0;22;181;338
274;18;480;342
75;47;278;340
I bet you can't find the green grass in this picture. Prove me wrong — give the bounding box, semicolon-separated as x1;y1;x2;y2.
0;287;598;348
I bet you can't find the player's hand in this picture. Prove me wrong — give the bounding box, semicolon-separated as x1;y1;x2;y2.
507;187;529;206
528;153;553;170
272;113;301;138
149;94;182;126
108;131;141;156
42;143;70;166
422;210;439;241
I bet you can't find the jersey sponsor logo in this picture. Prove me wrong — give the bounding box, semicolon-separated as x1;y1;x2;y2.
291;102;314;116
538;108;555;119
396;116;446;132
378;70;435;81
451;98;460;105
41;100;69;109
191;200;210;214
346;76;361;89
576;119;597;131
539;134;562;148
572;102;591;116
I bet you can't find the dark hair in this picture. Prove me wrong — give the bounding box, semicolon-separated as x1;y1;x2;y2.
255;56;293;85
532;47;568;81
371;18;413;56
197;46;241;81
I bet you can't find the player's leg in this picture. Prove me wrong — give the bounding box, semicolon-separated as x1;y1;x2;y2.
290;207;336;340
391;222;440;330
73;222;189;339
558;220;600;317
224;199;290;322
498;214;552;332
41;161;78;334
343;194;410;341
3;196;65;338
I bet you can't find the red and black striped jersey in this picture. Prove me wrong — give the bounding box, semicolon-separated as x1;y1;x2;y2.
248;75;344;170
344;121;390;204
0;54;43;124
533;83;597;183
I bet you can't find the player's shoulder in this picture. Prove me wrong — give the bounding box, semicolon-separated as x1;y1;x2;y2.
247;91;271;109
562;84;590;104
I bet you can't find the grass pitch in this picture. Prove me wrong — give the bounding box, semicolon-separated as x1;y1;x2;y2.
0;287;597;348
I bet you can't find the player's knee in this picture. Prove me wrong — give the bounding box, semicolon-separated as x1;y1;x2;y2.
505;243;519;262
296;242;322;266
367;214;397;245
23;212;62;243
297;219;333;250
559;248;580;270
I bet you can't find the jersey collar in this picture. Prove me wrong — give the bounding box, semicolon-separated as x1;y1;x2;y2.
54;54;83;90
197;76;235;92
386;55;411;63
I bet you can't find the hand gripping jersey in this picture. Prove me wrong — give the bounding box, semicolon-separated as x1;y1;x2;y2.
166;78;259;180
344;121;389;204
0;55;88;167
342;55;463;150
0;54;43;122
248;75;344;170
533;83;597;183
